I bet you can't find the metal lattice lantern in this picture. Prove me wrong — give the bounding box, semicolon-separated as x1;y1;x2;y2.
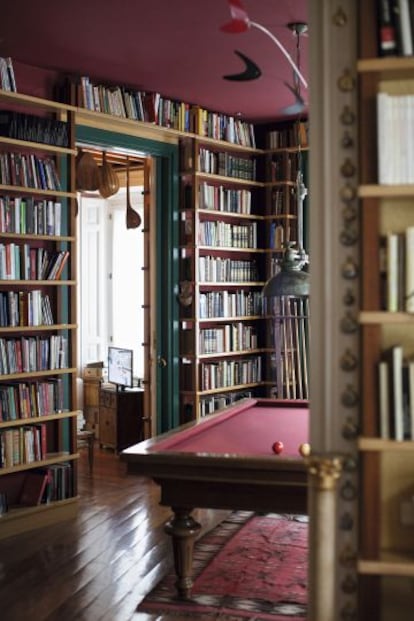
263;244;310;400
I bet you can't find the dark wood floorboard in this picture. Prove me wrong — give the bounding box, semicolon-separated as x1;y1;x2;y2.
0;445;229;621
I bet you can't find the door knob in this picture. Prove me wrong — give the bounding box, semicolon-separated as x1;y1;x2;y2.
157;356;167;368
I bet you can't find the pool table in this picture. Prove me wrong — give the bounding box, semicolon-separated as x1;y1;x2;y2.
121;397;309;598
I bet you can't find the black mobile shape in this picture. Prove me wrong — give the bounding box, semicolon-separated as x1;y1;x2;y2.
223;50;262;81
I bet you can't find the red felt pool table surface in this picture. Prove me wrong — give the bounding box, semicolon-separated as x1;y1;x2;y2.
150;399;308;457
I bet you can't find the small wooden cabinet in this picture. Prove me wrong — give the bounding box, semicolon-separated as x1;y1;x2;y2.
99;384;144;452
83;377;101;437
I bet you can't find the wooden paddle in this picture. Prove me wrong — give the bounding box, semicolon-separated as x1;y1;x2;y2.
126;157;141;229
99;151;119;198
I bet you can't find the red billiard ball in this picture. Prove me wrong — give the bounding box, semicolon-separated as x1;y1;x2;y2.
299;442;311;457
272;440;284;454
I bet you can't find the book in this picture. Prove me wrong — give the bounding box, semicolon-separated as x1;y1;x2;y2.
378;360;390;438
406;226;414;312
407;359;414;439
378;0;399;56
382;345;404;440
393;0;414;55
386;232;400;311
19;470;48;506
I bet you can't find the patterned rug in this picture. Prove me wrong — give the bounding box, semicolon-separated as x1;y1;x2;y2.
137;511;308;620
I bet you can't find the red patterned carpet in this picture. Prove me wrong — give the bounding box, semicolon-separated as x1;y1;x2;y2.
138;511;308;620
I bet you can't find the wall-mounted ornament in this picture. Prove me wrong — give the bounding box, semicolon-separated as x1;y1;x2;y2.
339;511;354;530
340;348;358;371
340;227;358;246
342;203;357;222
340;312;359;334
177;280;193;307
341;573;358;594
341;131;354;149
340;158;356;177
340;105;356;125
343;288;356;306
333;6;348;27
337;69;356;92
341;387;359;409
342;416;359;438
340;602;358;620
340;480;357;501
339;545;357;568
339;183;356;202
341;257;358;279
342;454;358;472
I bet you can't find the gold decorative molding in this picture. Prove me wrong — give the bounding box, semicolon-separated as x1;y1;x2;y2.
307;454;343;490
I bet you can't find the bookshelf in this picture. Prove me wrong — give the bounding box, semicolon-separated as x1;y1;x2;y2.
262;123;310;401
357;1;414;617
178;135;267;422
0;89;78;538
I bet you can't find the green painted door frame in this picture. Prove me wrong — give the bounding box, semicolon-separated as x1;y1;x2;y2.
76;125;180;433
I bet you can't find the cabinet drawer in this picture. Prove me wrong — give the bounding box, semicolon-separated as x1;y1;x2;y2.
99;390;117;408
99;407;116;447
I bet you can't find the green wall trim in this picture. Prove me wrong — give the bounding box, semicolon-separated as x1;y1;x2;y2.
76;125;180;433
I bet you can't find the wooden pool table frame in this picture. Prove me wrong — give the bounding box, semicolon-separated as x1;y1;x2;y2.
122;397;308;598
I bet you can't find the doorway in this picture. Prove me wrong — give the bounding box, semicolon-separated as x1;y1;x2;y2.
75;124;181;436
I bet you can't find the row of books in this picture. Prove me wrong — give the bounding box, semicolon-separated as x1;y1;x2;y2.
269;189;287;216
380;228;414;312
0;378;64;422
377;0;414;57
198;183;253;214
198;149;257;180
17;463;73;506
0;197;62;236
0;110;68;147
200;356;262;391
0;423;46;468
269;153;299;183
376;84;414;184
0;335;68;375
378;344;414;440
0;152;61;191
267;122;309;149
0;290;54;328
0;244;69;281
76;76;256;147
198;221;258;249
269;222;297;251
198;257;259;283
199;324;258;355
199;390;253;417
198;290;262;319
0;57;16;92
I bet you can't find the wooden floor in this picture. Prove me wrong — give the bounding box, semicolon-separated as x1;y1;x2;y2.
0;445;229;621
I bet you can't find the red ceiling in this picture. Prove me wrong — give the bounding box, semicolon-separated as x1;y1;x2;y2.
0;0;308;123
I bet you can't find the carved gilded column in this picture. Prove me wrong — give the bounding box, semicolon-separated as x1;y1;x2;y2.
307;454;343;621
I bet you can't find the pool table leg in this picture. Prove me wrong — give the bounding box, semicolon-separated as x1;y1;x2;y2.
164;507;202;599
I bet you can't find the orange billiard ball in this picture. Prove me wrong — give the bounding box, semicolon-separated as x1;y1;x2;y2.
272;441;284;454
299;442;311;457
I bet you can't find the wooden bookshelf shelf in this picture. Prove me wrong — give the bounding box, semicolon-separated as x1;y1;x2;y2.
0;136;76;155
359;311;414;324
358;184;414;198
0;410;80;429
358;554;414;577
358;437;414;451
